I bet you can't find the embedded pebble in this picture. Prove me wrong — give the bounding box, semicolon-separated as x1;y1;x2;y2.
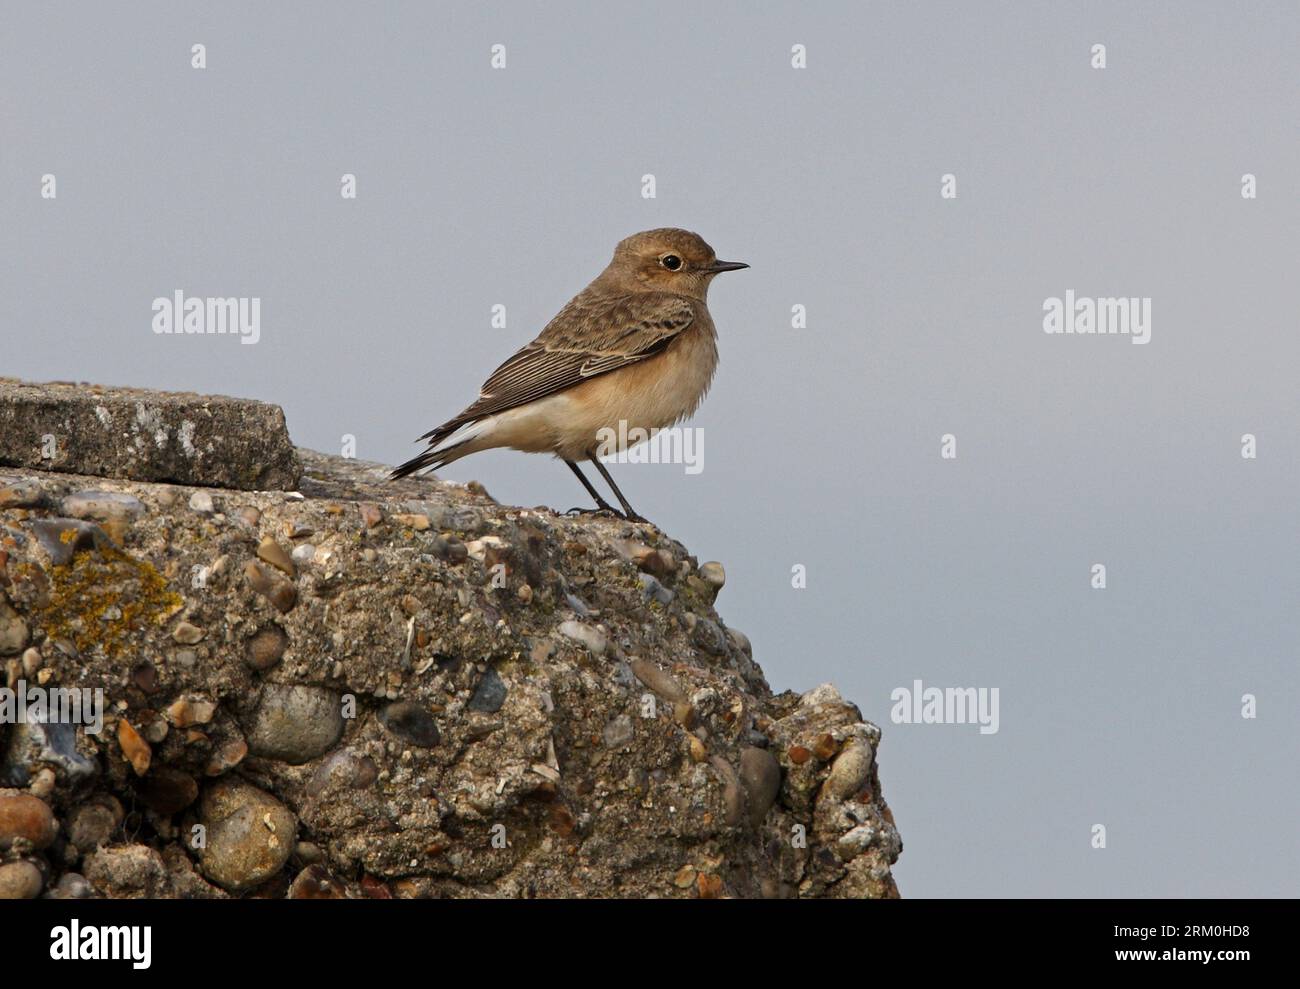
290;543;316;565
0;717;97;786
246;684;344;764
197;778;296;893
244;561;297;613
307;749;378;797
205;736;249;776
823;741;874;801
688;615;729;656
689;736;708;762
20;647;42;678
698;561;726;591
246;625;288;671
0;601;28;656
727;628;752;657
467;668;507;713
0;480;48;509
23;517;103;566
289;863;347;898
0;793;57;850
392;513;430;531
378;701;440;748
62;490;145;523
171;621;205;645
739;746;782;827
188;491;215;514
165;696;217;728
630;658;687;704
0;860;43;899
256;535;296;577
639;573;674;605
558;620;606;656
116;718;152;775
431;535;468;563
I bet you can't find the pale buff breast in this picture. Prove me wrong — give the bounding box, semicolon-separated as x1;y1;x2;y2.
440;317;719;463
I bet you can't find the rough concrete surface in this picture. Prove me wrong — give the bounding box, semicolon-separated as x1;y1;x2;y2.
0;380;900;899
0;378;300;491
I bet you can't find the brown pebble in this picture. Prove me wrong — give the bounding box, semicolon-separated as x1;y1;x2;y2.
117;719;152;775
0;794;57;850
246;626;288;671
171;621;205;645
632;545;674;577
0;861;43;899
391;513;430;531
697;873;724;899
289;864;346;899
256;536;296;577
359;504;384;528
673;865;697;888
788;744;812;765
244;561;297;613
672;701;697;729
812;732;839;761
166;696;217;728
205;736;248;776
688;736;708;763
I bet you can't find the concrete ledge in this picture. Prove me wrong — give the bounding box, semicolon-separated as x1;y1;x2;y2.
0;379;300;491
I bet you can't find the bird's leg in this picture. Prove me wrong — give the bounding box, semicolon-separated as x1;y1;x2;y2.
588;456;649;524
564;460;622;516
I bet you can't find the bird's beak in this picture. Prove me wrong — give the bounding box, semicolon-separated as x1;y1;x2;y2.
707;260;750;274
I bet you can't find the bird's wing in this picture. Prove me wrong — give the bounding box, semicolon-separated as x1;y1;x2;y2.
426;292;696;437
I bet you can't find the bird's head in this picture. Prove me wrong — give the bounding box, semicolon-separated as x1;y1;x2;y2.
603;228;748;299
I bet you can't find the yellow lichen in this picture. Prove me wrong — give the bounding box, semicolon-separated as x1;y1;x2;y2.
29;542;183;657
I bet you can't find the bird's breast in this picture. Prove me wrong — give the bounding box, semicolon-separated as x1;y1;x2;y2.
554;318;719;457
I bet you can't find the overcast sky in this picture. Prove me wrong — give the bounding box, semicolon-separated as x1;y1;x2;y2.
4;1;1297;896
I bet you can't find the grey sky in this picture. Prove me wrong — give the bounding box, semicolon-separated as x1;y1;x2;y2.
3;1;1297;896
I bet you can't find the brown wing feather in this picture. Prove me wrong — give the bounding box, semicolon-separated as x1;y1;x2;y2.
419;291;696;441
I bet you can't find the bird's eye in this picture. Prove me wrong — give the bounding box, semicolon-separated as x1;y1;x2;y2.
660;254;682;271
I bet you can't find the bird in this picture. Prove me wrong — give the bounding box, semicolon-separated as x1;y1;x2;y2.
391;228;748;524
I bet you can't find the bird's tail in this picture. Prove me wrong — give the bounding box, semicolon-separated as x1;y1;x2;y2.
390;447;452;479
389;417;481;479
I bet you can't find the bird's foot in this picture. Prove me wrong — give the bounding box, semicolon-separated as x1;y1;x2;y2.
622;511;651;525
565;505;623;519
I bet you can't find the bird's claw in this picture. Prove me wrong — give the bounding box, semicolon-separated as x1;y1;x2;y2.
565;506;622;519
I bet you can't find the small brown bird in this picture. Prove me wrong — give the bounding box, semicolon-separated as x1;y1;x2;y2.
392;228;747;523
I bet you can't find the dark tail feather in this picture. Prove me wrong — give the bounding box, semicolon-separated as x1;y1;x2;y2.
390;448;446;480
391;414;477;480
